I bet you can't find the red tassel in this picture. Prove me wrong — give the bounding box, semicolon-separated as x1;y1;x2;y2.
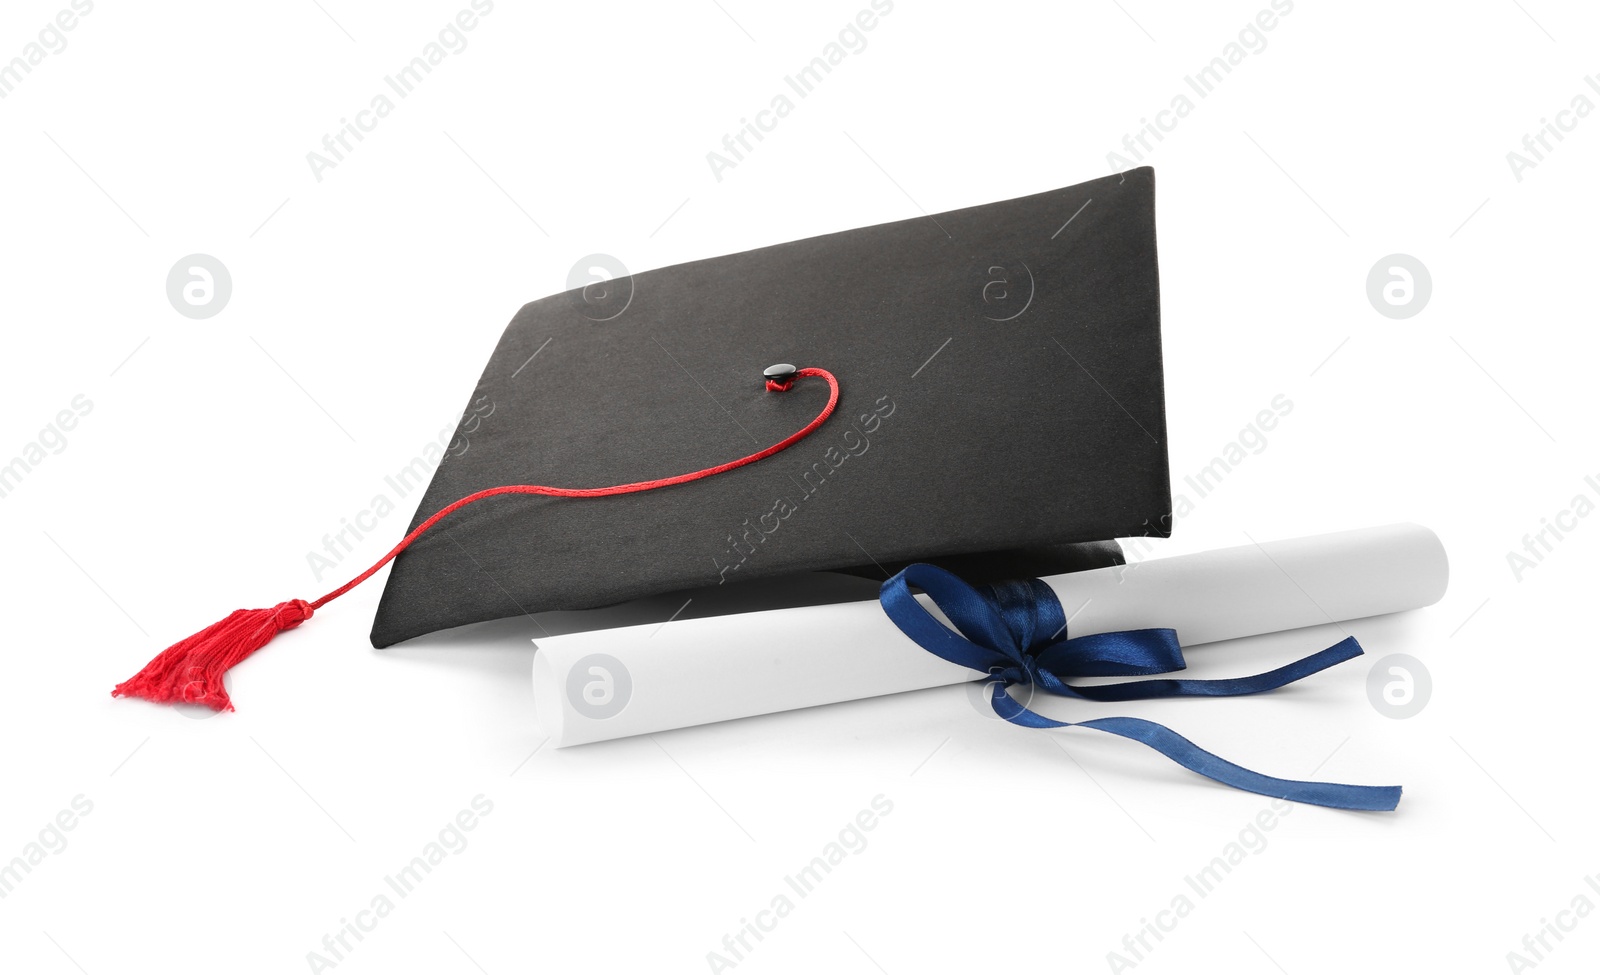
111;600;313;711
112;368;841;710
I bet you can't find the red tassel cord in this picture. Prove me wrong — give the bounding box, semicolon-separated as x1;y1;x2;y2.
113;367;839;711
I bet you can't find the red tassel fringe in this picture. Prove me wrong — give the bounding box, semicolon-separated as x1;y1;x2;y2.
111;600;313;711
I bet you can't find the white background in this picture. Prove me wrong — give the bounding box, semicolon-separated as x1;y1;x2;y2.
2;1;1597;972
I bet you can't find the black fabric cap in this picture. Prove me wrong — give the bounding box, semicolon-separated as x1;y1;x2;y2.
371;167;1168;647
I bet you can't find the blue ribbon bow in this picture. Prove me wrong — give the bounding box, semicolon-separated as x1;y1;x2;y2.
879;564;1401;811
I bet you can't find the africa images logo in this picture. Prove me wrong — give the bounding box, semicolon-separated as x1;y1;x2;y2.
566;653;632;720
712;395;896;582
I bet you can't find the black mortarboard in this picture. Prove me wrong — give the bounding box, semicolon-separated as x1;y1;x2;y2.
114;166;1168;708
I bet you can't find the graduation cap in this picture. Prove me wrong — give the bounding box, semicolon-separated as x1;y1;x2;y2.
114;166;1169;711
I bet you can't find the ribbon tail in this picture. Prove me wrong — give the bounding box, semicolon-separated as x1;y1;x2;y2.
989;686;1400;811
1160;635;1368;697
1054;635;1368;702
1083;716;1402;812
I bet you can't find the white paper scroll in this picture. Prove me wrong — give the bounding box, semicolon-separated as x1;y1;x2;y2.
531;523;1447;747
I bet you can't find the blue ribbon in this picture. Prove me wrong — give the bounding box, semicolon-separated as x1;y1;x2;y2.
879;564;1401;811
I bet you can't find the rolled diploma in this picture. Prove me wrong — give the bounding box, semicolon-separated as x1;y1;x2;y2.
531;523;1447;747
